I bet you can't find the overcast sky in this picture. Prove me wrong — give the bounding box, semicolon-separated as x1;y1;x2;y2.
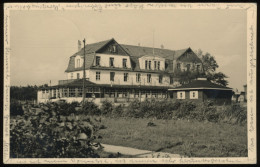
10;9;247;91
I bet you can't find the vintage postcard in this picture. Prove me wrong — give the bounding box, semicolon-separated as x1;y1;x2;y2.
3;3;257;164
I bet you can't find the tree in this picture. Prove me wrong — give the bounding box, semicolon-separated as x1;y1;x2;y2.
201;52;219;74
207;72;229;87
197;50;228;87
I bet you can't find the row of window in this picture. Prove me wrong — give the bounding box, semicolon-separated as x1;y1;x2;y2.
71;71;173;84
145;60;160;70
42;89;167;98
177;91;198;99
71;73;80;79
42;88;103;98
176;63;201;71
95;56;128;68
96;72;174;84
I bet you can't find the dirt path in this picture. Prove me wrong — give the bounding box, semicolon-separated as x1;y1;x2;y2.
101;143;184;158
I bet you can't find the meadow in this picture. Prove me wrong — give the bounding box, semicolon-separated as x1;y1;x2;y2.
10;99;247;158
96;116;247;157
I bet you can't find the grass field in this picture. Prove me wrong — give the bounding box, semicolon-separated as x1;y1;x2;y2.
96;117;247;157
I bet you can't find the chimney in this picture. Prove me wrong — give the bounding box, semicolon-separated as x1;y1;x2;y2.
78;40;82;51
160;44;164;49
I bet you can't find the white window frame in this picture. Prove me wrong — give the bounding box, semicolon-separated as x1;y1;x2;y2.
136;73;141;83
124;73;128;82
123;58;127;68
177;91;185;99
110;57;114;67
110;72;115;81
96;71;101;80
147;74;151;83
190;91;198;99
96;56;100;66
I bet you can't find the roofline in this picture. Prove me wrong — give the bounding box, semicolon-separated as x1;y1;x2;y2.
168;87;232;91
38;84;171;90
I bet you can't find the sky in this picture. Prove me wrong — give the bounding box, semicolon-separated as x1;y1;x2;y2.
10;8;247;91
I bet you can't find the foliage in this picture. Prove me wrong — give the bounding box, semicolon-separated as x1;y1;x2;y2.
206;72;229;87
196;50;229;87
81;101;101;115
174;100;197;119
201;52;219;74
100;100;114;115
96;99;246;125
112;104;124;117
174;70;202;84
10;100;24;116
10;103;103;158
10;85;37;101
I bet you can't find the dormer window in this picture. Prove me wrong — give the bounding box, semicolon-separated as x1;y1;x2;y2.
145;60;148;69
96;56;100;66
76;59;81;68
112;45;117;53
110;57;114;67
154;61;157;70
123;59;127;68
75;56;82;68
148;61;151;70
158;61;160;70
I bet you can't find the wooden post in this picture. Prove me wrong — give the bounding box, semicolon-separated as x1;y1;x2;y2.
139;89;141;101
82;39;86;106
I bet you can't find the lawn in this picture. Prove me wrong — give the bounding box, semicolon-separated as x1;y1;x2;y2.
96;117;247;157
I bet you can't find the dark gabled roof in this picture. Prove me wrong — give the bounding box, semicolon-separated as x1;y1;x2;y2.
42;79;169;90
121;44;189;60
65;38;199;73
169;79;232;90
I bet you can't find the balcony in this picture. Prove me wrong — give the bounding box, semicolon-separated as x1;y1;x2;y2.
58;79;78;85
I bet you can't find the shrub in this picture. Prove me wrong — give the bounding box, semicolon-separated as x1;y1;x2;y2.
221;104;247;125
100;100;114;115
127;99;142;118
112;104;124;117
58;102;76;116
10;103;102;158
174;100;197;119
81;101;100;116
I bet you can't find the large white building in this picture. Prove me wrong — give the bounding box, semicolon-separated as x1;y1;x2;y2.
38;38;203;104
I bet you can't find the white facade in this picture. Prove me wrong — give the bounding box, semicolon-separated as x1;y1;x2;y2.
66;69;179;87
67;70;90;80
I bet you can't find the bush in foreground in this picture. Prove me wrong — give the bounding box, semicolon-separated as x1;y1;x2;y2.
10;103;103;158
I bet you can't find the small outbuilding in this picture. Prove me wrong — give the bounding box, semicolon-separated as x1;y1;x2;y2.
168;78;233;105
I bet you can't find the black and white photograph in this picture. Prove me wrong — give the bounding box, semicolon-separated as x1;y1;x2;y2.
3;3;257;164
